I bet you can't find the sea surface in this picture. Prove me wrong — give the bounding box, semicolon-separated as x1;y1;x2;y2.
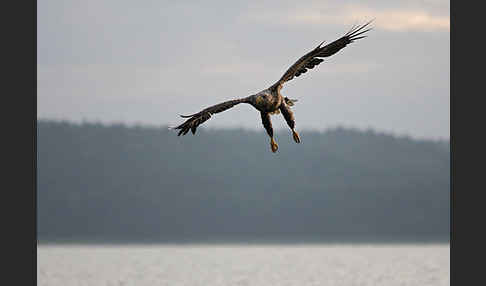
37;244;449;286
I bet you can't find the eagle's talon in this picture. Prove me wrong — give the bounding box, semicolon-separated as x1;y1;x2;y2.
292;130;301;143
270;138;279;153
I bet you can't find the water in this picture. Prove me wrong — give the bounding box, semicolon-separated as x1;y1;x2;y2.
38;244;449;286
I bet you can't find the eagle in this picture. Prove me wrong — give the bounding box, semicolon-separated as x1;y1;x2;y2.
173;21;373;153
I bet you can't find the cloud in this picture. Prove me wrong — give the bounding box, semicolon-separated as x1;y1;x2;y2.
346;6;449;32
243;4;449;32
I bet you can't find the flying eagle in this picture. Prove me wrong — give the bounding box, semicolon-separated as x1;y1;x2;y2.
173;21;373;153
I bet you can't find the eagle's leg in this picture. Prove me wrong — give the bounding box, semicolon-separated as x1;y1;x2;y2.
280;103;301;143
261;112;278;153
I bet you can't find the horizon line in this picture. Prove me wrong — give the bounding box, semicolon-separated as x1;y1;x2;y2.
37;117;450;143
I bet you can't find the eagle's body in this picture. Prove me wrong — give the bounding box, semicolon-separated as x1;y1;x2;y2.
249;88;283;113
173;21;373;152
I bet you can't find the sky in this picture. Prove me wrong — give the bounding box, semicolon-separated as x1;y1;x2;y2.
37;0;449;140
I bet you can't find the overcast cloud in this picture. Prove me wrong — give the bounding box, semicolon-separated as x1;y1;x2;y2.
38;0;449;140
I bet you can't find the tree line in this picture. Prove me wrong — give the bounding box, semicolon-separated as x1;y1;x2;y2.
37;120;450;243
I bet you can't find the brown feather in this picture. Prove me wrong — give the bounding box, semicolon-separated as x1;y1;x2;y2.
270;20;373;90
174;98;247;136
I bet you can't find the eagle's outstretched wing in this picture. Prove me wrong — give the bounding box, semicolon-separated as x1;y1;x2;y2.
270;20;373;91
173;98;246;136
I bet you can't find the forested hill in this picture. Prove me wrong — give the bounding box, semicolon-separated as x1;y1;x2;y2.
37;120;449;243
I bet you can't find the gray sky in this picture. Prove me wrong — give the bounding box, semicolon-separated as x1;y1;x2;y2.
37;0;449;140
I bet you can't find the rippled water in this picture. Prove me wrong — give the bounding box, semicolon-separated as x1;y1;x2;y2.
38;244;449;286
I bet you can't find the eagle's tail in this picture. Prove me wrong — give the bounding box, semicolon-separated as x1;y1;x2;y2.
270;97;298;115
284;97;298;106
